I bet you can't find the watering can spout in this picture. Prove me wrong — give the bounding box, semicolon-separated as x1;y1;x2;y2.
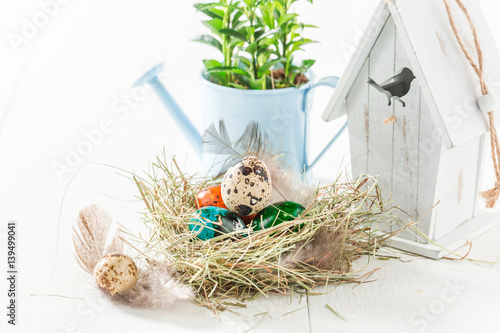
134;63;203;156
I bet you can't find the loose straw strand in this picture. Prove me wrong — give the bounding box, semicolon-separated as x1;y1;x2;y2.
442;0;500;208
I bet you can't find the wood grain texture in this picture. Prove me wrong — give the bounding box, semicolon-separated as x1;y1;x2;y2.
415;97;442;241
432;137;481;240
367;17;396;232
391;25;420;240
346;59;370;179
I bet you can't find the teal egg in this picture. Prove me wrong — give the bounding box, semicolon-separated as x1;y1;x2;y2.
251;201;305;232
189;209;216;241
189;206;246;240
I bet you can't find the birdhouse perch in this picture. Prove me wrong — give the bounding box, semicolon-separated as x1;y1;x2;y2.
322;0;500;258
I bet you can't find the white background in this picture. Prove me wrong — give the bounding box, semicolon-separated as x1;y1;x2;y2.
1;1;500;332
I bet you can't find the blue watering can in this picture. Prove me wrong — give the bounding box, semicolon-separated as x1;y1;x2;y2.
135;63;346;174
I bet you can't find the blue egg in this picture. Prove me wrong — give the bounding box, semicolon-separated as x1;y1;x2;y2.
189;206;246;240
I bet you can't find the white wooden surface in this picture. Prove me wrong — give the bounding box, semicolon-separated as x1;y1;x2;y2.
2;1;500;332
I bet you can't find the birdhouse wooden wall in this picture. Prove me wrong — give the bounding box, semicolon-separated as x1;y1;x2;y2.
345;16;483;243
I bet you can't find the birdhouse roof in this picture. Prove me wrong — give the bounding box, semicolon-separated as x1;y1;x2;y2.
322;0;500;148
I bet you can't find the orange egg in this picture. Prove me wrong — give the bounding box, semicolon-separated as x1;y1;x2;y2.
196;185;228;209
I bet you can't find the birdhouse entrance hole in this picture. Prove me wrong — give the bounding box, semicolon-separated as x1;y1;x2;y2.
367;67;416;107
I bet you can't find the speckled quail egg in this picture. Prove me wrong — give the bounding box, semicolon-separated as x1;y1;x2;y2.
221;156;272;216
93;253;138;295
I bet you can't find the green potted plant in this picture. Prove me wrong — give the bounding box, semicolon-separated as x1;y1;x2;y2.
194;0;316;89
135;0;343;173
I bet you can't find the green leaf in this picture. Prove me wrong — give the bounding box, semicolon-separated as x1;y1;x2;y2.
253;28;265;41
209;8;225;19
255;28;277;42
194;3;220;11
193;35;222;51
258;58;283;75
229;38;244;49
194;3;224;20
202;18;223;34
205;71;227;85
248;76;267;90
300;59;316;70
228;82;249;90
257;37;273;48
232;11;245;29
259;3;275;29
274;0;286;9
246;42;258;54
206;66;250;77
274;2;284;16
278;13;298;27
219;28;247;41
202;60;227;85
290;39;317;53
245;26;256;40
203;59;223;70
257;50;272;65
194;2;238;11
235;75;252;88
235;56;252;68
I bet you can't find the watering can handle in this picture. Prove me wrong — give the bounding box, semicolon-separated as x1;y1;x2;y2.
304;76;347;173
134;63;203;156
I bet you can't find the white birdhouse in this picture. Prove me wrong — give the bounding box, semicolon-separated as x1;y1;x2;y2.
322;0;500;258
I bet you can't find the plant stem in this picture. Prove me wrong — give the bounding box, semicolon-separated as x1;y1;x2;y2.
249;3;258;80
222;2;232;82
282;35;287;73
252;54;258;80
282;1;289;85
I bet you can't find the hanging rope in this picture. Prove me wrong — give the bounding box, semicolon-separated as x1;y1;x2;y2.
442;0;500;208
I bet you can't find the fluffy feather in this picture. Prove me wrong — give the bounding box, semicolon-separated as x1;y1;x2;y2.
282;225;354;272
73;205;194;308
110;260;194;308
257;153;316;207
72;204;122;274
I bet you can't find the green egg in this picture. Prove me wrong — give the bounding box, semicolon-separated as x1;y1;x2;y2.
251;201;305;232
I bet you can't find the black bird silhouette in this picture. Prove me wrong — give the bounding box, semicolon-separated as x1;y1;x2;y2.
367;67;416;107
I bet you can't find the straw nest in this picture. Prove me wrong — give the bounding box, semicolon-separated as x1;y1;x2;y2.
131;155;401;312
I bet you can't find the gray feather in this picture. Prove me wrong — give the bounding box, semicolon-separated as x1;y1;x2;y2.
202;120;270;176
234;121;270;156
202;121;238;156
